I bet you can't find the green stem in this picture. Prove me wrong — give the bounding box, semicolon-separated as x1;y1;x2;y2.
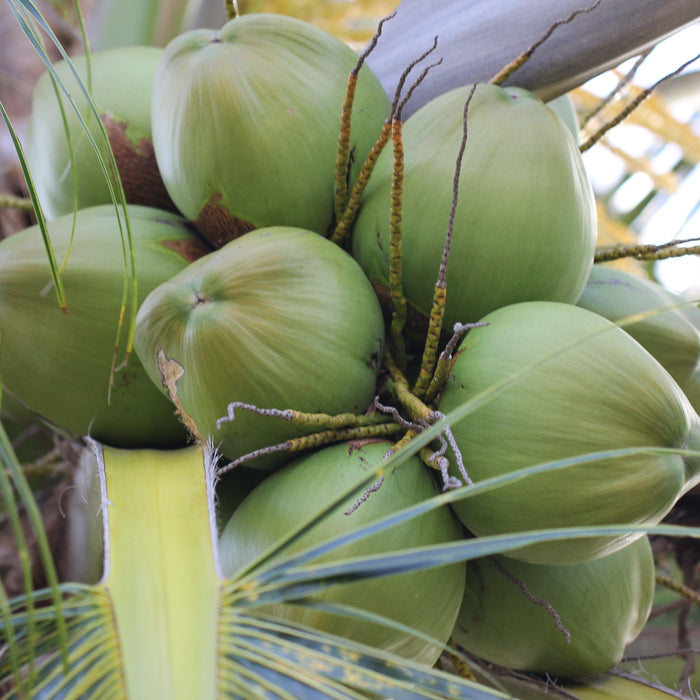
217;402;392;432
383;352;432;424
0;193;34;211
414;84;476;401
388;119;407;369
595;240;700;263
330;121;391;246
98;444;222;700
332;13;394;227
655;572;700;605
333;71;356;223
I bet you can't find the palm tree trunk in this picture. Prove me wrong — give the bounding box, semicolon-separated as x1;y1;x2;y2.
365;0;700;115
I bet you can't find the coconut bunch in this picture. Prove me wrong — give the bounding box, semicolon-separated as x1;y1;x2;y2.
197;73;700;680
342;73;700;563
7;12;392;454
5;46;193;445
319;66;700;678
7;7;700;689
124;14;394;469
24;14;391;237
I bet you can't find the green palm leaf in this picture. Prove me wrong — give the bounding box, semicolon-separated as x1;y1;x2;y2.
5;0;141;365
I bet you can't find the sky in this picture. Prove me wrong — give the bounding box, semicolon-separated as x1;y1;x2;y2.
580;21;700;296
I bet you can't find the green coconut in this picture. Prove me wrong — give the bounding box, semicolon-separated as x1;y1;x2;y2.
215;465;269;535
438;300;700;565
546;93;580;141
678;367;700;415
219;440;466;666
577;265;700;405
452;536;655;679
25;47;176;220
352;83;596;330
133;226;385;468
0;205;210;447
150;13;390;247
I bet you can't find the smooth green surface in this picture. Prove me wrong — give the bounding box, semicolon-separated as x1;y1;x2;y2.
25;47;162;220
352;83;597;328
0;205;196;447
219;440;466;666
101;445;220;700
439;301;700;564
577;265;700;406
134;226;385;466
151;13;390;236
547;93;579;141
453;537;655;678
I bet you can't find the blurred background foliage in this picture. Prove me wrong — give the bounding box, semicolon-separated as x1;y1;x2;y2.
0;0;699;696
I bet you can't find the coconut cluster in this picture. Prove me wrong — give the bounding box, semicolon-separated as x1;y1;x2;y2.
4;10;700;684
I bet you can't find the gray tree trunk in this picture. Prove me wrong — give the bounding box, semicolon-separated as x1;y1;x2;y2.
365;0;700;116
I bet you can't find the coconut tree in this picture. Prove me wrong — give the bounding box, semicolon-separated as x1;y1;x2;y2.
1;0;700;698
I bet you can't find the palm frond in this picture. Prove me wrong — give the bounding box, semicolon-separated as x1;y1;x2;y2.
219;610;512;700
0;584;124;699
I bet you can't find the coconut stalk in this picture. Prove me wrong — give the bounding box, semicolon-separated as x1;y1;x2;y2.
98;444;220;699
365;0;700;117
0;443;220;699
